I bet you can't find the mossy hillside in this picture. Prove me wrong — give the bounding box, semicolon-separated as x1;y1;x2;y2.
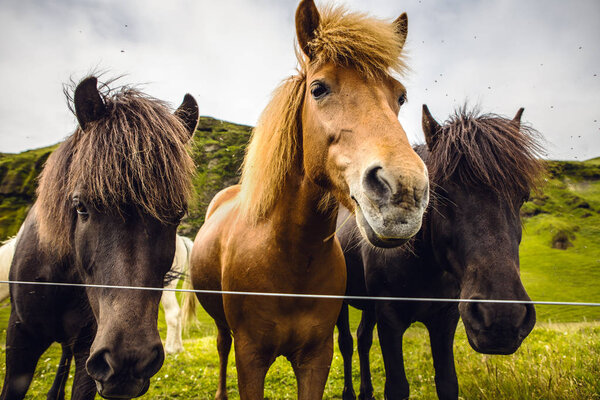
0;145;58;239
179;117;251;236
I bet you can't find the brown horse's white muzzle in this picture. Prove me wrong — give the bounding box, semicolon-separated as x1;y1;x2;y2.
352;163;429;248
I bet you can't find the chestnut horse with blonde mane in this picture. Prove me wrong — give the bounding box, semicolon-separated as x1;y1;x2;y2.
185;1;429;399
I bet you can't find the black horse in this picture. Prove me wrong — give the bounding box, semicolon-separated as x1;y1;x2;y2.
336;105;543;400
2;77;198;400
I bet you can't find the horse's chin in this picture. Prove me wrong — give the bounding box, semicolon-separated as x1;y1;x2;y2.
463;324;525;355
96;378;150;399
353;204;412;249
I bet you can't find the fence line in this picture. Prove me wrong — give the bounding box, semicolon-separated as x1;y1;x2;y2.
2;280;599;307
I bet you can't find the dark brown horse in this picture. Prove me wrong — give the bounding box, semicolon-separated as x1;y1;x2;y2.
183;1;429;399
2;76;198;400
336;105;543;400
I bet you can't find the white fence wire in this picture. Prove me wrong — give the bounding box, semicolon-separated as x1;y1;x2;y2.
2;280;599;307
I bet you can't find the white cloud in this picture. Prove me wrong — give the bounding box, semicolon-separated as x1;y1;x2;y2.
0;0;598;159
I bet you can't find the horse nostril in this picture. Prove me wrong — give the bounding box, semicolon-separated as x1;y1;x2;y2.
466;301;533;331
135;345;165;379
414;183;429;207
86;349;115;382
462;302;492;331
363;165;392;201
518;303;536;330
513;304;528;327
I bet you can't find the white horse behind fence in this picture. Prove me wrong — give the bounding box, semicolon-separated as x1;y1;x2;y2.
162;234;194;354
0;237;17;302
0;231;193;354
0;225;25;303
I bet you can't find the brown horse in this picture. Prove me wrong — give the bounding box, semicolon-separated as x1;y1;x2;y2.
2;76;198;400
185;1;429;399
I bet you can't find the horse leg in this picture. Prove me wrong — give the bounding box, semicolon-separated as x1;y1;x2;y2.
336;303;356;400
356;308;376;400
233;336;271;400
290;336;333;400
70;331;96;400
46;343;72;400
425;310;460;400
1;313;52;400
162;289;184;354
215;323;232;400
376;303;410;400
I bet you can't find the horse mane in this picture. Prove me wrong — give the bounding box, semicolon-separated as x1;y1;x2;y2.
305;5;409;79
239;5;408;223
36;81;195;257
427;106;544;199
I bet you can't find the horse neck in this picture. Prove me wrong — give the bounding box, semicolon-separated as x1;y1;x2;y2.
269;170;338;254
409;198;442;271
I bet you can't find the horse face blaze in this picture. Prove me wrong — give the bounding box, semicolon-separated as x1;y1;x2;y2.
302;64;429;247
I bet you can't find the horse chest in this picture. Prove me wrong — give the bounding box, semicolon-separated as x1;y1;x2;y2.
223;244;344;352
224;234;345;291
233;302;337;353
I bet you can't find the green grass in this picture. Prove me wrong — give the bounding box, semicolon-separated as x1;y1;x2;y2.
0;300;598;399
519;171;600;322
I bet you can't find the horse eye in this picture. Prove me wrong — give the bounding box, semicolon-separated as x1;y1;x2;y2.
398;93;406;106
73;199;89;216
169;209;186;224
310;82;329;100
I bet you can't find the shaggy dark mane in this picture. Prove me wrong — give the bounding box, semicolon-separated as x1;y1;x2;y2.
36;80;195;256
427;107;544;199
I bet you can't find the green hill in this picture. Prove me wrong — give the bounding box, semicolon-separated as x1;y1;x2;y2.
0;119;598;322
520;158;600;322
180;117;251;236
0;145;58;239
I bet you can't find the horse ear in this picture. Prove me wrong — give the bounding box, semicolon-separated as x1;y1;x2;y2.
393;13;408;50
422;104;442;151
74;76;107;130
174;94;199;140
512;107;524;130
296;0;320;58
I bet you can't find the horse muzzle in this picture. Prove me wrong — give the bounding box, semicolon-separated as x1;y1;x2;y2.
87;342;164;399
95;378;150;399
460;301;536;355
350;163;428;247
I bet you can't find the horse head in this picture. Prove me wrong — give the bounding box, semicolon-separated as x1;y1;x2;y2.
422;104;542;354
38;76;198;398
297;0;429;247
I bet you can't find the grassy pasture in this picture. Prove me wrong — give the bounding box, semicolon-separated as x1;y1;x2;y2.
0;302;598;399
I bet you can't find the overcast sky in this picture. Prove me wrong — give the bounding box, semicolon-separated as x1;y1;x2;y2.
0;0;598;160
